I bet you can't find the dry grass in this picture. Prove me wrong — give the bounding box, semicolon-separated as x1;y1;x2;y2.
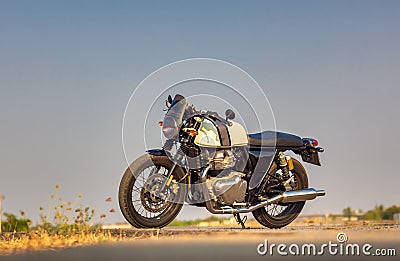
0;184;123;255
0;230;122;255
0;228;167;255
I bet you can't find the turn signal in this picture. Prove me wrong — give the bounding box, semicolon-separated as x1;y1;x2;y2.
189;129;197;137
158;121;163;126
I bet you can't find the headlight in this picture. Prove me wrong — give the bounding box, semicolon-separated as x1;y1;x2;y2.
162;116;179;139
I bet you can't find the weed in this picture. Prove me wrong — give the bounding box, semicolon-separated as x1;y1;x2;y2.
0;184;118;254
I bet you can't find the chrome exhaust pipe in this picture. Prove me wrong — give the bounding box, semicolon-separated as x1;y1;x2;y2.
205;188;326;214
280;188;326;203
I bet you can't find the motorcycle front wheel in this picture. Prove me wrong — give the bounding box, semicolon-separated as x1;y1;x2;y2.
118;154;185;228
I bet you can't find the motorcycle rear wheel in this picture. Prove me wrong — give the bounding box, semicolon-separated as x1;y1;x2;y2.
118;154;185;228
252;158;308;229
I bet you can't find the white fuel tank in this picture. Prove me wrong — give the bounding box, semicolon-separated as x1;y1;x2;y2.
194;118;221;147
194;119;248;147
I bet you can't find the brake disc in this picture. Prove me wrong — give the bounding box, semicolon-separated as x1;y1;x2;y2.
140;174;171;213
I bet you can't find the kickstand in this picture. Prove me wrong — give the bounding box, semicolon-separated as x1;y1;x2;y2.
233;213;248;229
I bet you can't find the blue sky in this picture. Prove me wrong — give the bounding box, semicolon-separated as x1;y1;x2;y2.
1;1;399;223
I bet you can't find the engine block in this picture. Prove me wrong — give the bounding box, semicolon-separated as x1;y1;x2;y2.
207;171;247;205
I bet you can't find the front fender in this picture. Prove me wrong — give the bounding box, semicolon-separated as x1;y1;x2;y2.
146;149;167;156
145;149;189;185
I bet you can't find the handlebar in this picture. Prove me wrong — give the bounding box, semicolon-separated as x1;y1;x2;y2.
194;110;232;126
167;94;231;126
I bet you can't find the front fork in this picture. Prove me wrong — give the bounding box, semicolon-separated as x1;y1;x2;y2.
157;152;183;196
159;162;177;192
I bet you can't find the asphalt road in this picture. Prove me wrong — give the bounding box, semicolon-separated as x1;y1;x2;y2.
2;225;399;261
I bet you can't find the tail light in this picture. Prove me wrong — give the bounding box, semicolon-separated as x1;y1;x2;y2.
303;138;319;147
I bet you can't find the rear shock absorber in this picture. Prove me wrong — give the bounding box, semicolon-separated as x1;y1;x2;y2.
278;152;294;178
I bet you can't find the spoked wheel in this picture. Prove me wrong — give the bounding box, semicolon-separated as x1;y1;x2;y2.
119;154;186;228
252;158;309;229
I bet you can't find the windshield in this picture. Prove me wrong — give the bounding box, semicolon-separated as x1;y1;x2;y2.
162;94;187;139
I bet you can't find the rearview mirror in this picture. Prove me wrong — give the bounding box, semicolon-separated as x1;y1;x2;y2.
225;109;235;120
166;95;173;108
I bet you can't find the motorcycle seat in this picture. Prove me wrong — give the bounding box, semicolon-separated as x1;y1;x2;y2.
247;131;303;148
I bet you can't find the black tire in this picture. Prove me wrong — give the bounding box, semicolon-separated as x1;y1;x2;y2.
118;154;186;228
252;158;308;229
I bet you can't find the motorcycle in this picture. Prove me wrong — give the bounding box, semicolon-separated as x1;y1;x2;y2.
119;94;325;228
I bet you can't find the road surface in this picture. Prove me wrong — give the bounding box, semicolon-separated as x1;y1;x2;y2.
2;224;399;261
